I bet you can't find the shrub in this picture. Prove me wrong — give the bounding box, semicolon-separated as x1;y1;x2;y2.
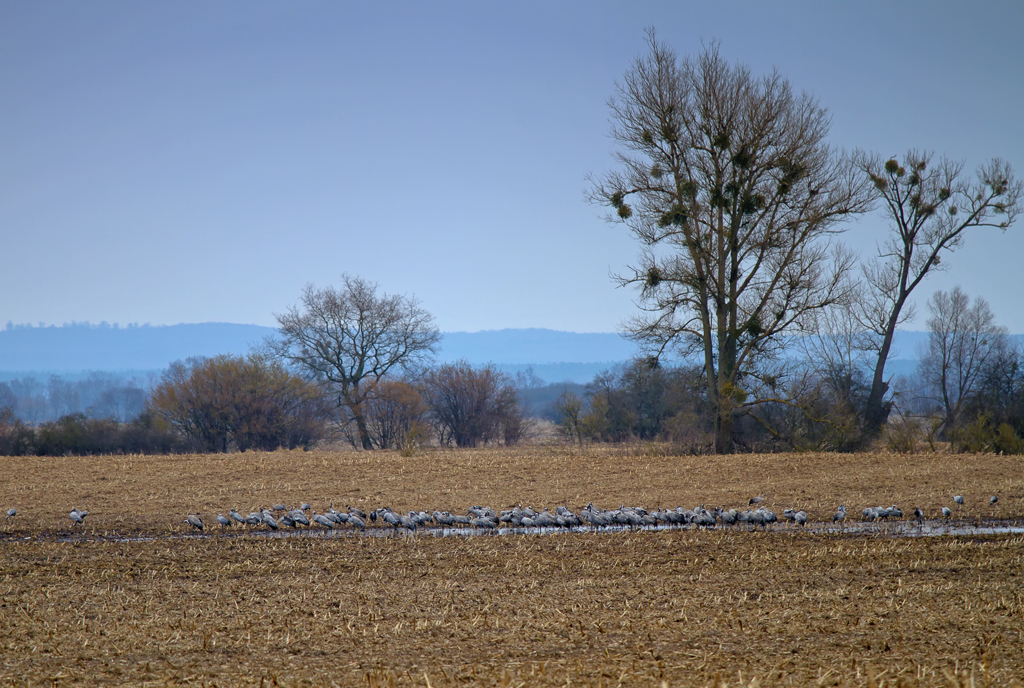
0;407;35;455
148;355;331;452
421;362;523;447
362;380;429;451
884;414;922;454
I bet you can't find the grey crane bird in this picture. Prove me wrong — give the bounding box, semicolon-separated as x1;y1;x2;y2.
70;508;88;525
990;495;998;505
399;512;419;532
749;494;766;506
832;505;846;529
533;510;557;528
953;495;964;505
5;507;15;520
348;514;366;530
377;508;403;533
412;511;432;526
885;505;903;520
794;510;808;527
216;513;232;529
185;513;204;531
312;512;335;529
470;516;497;531
941;506;952;519
288;508;310;526
434;510;455;527
336;511;352;524
230;508;246;525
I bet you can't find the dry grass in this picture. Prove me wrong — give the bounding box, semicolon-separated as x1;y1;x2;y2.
2;445;1024;686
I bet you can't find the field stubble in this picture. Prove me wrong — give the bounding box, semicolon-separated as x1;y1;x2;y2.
2;445;1023;686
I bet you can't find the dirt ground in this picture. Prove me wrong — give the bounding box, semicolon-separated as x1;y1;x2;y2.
2;445;1023;686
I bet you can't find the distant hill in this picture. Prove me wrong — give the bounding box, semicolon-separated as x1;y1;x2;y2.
437;329;636;365
0;323;637;383
2;323;1014;385
0;323;276;374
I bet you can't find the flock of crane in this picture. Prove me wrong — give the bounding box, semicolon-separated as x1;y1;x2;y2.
169;493;998;535
1;494;1003;536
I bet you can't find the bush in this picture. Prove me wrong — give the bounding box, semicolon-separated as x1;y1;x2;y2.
883;414;922;454
0;407;35;455
757;373;867;453
0;408;192;456
993;423;1023;455
362;380;429;451
421;361;523;447
148;355;331;452
580;360;713;446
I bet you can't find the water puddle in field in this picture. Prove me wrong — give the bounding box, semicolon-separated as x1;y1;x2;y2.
5;518;1023;545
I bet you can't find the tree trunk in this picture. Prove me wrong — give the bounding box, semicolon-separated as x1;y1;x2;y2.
715;404;734;454
864;300;905;435
353;407;373;450
863;372;890;435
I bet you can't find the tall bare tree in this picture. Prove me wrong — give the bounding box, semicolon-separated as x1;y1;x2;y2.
918;287;1008;434
268;275;441;450
855;150;1021;433
590;33;872;453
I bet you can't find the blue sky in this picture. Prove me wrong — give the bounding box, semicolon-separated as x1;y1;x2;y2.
2;1;1022;333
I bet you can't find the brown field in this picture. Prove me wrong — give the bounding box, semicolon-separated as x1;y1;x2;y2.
2;445;1024;686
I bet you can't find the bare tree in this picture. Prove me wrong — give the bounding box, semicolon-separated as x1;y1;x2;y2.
421;361;522;447
268;275;441;449
362;379;428;451
47;376;80;419
918;287;1008;434
589;33;872;453
553;390;585;448
800;293;874;417
0;382;16;415
855;150;1021;433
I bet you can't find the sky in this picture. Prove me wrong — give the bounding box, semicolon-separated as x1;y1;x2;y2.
2;1;1023;334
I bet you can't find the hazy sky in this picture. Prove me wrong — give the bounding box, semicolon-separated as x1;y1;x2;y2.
2;1;1022;333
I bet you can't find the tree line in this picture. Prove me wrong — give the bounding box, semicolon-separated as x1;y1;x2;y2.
552;290;1024;455
0;372;151;424
2;279;1020;456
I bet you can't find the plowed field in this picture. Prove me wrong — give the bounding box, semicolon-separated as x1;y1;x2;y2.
2;445;1023;686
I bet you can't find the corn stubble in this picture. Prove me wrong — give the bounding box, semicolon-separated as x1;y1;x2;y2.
2;445;1023;686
